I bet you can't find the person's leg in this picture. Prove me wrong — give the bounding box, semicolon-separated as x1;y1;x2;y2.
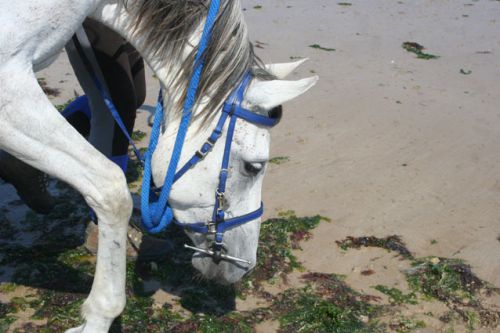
82;19;145;172
75;21;171;258
127;44;146;109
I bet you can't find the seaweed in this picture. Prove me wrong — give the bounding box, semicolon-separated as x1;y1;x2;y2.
0;302;17;333
402;42;439;60
309;44;336;52
373;285;418;305
336;235;413;259
131;130;147;142
37;78;61;97
125;155;144;185
337;236;499;329
388;316;426;332
3;175;499;333
404;257;499;327
32;291;85;331
269;156;290;165
406;258;485;302
242;211;329;290
273;273;382;333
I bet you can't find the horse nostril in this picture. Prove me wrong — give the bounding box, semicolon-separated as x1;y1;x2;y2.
244;161;265;175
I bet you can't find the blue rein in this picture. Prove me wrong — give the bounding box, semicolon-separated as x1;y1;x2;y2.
141;0;222;233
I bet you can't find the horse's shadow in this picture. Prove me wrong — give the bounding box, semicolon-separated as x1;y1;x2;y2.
0;183;93;295
132;226;238;315
112;227;239;332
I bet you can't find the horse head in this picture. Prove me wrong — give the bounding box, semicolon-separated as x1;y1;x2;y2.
152;60;317;284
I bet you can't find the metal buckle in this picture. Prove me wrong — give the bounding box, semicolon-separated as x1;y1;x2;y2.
184;244;251;265
205;221;217;234
195;139;215;160
216;190;226;212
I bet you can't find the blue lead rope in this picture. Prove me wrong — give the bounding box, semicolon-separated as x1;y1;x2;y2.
93;78;145;164
141;0;222;233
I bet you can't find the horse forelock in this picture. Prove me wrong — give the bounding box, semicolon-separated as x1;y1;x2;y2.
126;0;273;126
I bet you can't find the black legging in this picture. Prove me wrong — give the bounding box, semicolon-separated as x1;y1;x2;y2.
67;19;146;157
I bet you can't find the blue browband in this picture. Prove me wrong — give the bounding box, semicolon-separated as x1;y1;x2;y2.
154;73;280;263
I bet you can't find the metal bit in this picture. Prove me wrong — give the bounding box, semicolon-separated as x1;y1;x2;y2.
184;244;251;265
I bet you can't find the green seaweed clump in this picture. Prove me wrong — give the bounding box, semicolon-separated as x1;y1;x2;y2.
273;273;382;333
309;44;336;52
402;42;439;60
373;285;418;305
248;211;329;286
269;156;290;165
131;130;147;142
336;235;413;259
31;290;85;331
405;257;499;328
186;313;254;333
0;302;18;332
126;156;144;185
406;258;484;303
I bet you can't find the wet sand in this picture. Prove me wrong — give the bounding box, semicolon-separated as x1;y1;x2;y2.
242;0;500;286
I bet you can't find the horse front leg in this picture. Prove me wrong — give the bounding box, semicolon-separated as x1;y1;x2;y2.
0;65;130;333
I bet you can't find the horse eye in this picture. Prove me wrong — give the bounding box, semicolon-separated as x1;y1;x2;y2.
243;161;265;176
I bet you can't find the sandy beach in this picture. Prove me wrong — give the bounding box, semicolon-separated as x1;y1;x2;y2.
1;0;499;332
241;0;500;286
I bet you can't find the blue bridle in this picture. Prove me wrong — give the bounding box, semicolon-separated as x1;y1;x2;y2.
88;0;281;264
174;73;281;263
141;73;281;264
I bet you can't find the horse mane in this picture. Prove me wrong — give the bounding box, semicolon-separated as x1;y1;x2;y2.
125;0;273;125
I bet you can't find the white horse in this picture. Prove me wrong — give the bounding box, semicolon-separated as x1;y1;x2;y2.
0;0;317;332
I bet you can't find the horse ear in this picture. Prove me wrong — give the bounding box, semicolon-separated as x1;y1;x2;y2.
264;58;308;79
245;76;319;110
